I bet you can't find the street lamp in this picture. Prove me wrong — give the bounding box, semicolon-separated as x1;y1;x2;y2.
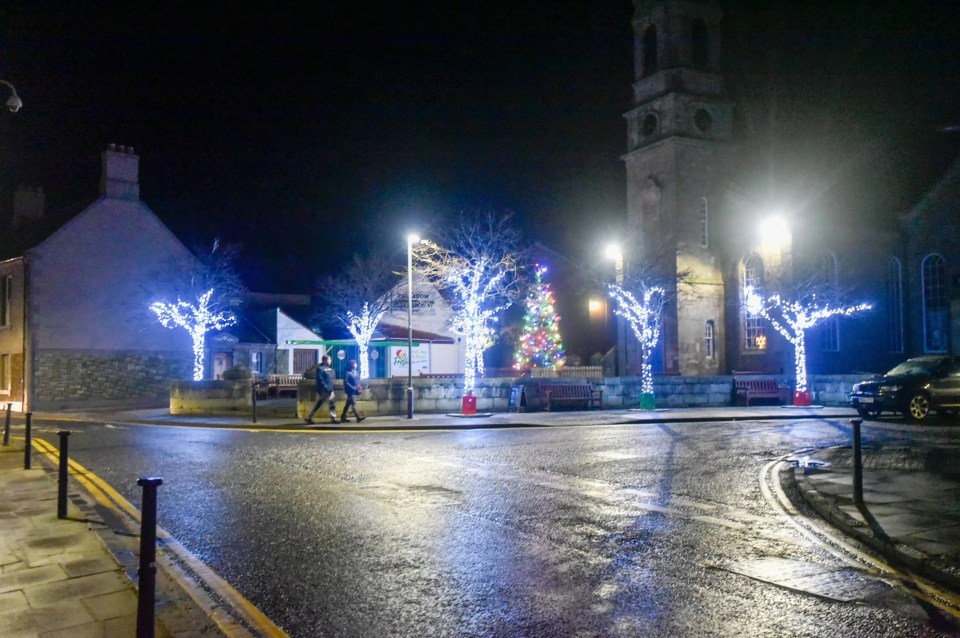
604;243;627;377
406;233;420;419
0;80;23;113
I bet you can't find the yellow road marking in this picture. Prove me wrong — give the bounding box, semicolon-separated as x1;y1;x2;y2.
30;437;289;638
761;459;960;618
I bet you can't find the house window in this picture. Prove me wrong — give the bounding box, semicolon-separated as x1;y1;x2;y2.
0;354;9;394
743;254;765;350
704;320;715;359
699;197;709;248
887;257;904;354
250;351;263;375
692;19;708;68
818;252;839;352
643;25;658;76
922;254;948;353
0;276;11;327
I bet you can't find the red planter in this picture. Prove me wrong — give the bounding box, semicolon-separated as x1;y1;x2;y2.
462;394;477;415
793;390;811;406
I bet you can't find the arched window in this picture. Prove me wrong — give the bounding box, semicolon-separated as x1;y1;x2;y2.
692;19;708;68
743;254;765;350
699;197;709;248
818;252;839;352
887;257;904;353
922;254;948;352
704;320;715;359
643;25;658;76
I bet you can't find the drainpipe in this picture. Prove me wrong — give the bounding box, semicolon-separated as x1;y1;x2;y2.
20;256;30;412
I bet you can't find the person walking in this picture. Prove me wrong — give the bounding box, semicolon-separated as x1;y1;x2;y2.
340;359;367;423
305;354;339;424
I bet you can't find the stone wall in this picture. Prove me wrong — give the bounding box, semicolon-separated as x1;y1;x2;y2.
170;380;252;414
34;349;191;409
294;374;862;416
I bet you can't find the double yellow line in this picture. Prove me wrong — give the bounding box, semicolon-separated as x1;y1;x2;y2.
30;437;288;638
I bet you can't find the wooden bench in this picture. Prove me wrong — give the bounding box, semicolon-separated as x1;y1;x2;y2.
542;383;603;411
267;374;303;397
734;378;783;406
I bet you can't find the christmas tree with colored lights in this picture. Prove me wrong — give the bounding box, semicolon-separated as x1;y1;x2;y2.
514;265;565;370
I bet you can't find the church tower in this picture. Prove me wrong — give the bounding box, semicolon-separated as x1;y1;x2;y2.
623;0;732;375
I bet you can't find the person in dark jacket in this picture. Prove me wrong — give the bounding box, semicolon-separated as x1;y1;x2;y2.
340;359;366;423
305;354;339;424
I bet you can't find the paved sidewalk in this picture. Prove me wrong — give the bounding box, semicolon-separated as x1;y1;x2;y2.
2;404;958;636
793;441;960;592
0;440;144;638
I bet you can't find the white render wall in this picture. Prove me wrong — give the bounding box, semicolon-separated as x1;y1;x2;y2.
28;196;198;353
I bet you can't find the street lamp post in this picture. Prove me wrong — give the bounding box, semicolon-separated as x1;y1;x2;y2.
406;234;420;419
0;80;23;113
605;244;627;377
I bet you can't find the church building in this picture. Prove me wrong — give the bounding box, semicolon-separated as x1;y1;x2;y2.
622;0;959;379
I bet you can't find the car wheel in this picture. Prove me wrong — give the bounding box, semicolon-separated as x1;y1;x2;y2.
905;393;931;421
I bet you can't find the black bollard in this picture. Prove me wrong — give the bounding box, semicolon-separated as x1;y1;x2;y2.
23;412;32;470
3;402;11;446
136;477;163;638
850;417;864;506
57;431;71;519
251;384;257;424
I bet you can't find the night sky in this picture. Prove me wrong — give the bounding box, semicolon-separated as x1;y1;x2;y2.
1;2;959;301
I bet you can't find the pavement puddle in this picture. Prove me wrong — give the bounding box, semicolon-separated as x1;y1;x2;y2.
721;556;891;602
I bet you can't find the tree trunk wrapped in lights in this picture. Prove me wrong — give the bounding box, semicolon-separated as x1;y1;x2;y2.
150;289;236;381
745;288;872;393
413;214;524;396
315;254;400;381
608;284;664;400
345;302;385;380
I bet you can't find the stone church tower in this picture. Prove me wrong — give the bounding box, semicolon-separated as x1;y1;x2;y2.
623;0;733;375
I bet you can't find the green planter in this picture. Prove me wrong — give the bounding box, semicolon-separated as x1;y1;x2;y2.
639;393;655;410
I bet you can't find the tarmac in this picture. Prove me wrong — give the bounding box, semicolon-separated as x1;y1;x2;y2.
0;404;957;637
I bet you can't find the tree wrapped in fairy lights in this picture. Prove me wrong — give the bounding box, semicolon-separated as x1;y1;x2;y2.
150;289;236;381
514;265;565;370
745;288;872;394
413;213;524;395
315;254;400;380
608;284;665;399
148;239;243;381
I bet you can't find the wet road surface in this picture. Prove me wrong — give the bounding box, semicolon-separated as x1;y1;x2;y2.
34;417;960;637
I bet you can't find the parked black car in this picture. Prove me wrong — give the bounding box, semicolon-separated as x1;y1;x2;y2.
849;355;960;421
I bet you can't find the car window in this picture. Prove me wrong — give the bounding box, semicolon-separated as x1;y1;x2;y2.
886;358;944;376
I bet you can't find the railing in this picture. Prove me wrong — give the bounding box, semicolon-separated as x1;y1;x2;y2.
481;366;603;379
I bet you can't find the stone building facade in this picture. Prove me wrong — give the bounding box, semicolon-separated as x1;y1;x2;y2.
0;145;197;410
623;0;959;379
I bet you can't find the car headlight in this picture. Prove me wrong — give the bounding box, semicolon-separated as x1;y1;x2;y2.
879;385;901;393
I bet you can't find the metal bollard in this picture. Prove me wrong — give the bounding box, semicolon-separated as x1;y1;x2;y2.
57;431;71;519
850;417;864;506
3;402;11;446
251;385;258;424
136;477;163;638
23;412;32;469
